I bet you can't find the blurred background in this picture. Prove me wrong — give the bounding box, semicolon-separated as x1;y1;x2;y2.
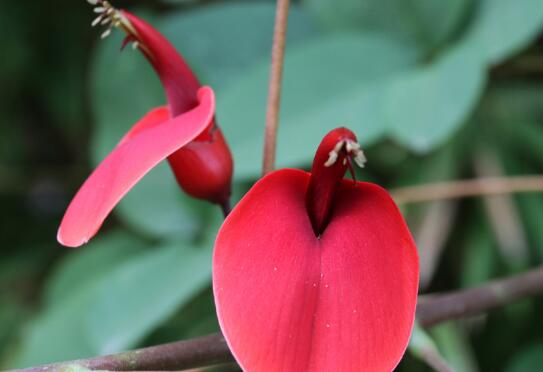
2;0;543;370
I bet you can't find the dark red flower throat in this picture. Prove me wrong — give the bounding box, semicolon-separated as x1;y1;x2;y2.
306;128;367;236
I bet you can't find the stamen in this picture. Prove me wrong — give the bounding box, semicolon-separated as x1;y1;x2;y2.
353;150;367;168
91;14;104;27
324;138;367;168
86;0;138;40
324;140;345;167
345;139;367;168
101;28;112;39
324;151;338;167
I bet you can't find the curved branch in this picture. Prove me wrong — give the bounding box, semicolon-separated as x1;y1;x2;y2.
416;265;543;327
14;266;543;371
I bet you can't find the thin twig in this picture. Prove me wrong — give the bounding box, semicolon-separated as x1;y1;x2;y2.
392;175;543;204
262;0;290;176
14;266;543;372
11;334;233;372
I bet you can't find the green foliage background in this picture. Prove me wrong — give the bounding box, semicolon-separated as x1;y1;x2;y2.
2;0;543;370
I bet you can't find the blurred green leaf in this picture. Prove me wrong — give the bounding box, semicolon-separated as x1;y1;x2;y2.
431;322;479;372
44;231;148;305
160;2;318;89
304;0;471;52
220;33;419;178
386;44;484;151
461;0;543;65
409;322;453;370
84;239;214;355
518;194;543;262
145;286;219;345
12;216;221;367
505;343;543;372
459;207;497;288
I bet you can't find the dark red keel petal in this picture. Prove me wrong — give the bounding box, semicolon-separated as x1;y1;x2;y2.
213;169;419;372
58;87;215;248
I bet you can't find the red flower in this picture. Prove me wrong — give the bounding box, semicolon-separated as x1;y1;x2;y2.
213;128;419;371
58;1;233;247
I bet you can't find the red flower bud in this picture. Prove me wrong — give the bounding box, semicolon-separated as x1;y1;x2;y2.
213;128;419;371
168;123;233;206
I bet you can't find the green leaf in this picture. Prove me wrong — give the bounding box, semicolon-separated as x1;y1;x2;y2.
160;2;318;89
304;0;472;52
84;240;214;355
386;44;485;151
459;207;497;288
505;343;543;372
12;213;221;367
431;322;479;372
462;0;543;65
219;33;419;178
44;231;148;305
409;322;452;370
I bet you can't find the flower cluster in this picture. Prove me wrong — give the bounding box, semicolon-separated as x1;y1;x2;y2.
58;3;419;371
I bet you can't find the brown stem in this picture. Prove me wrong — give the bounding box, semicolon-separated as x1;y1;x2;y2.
219;198;231;218
416;265;543;327
262;0;290;176
11;334;233;372
14;266;543;371
391;175;543;204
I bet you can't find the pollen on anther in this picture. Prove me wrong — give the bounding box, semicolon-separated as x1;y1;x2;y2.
101;28;112;39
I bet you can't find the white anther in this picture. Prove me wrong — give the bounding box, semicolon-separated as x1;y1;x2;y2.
101;17;111;25
345;140;360;153
101;28;112;39
87;0;99;5
353;149;367;168
91;14;104;27
333;140;345;154
324;151;338;167
94;7;106;13
324;140;345;167
132;41;139;50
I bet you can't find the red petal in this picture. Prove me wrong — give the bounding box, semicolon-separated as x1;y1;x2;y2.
121;10;201;117
58;87;215;248
213;169;418;371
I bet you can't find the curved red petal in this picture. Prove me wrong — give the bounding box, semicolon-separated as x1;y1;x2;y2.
58;87;215;248
213;169;418;371
121;10;201;117
117;105;170;146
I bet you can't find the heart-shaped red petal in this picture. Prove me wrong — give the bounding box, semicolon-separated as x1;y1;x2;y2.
213;169;418;371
